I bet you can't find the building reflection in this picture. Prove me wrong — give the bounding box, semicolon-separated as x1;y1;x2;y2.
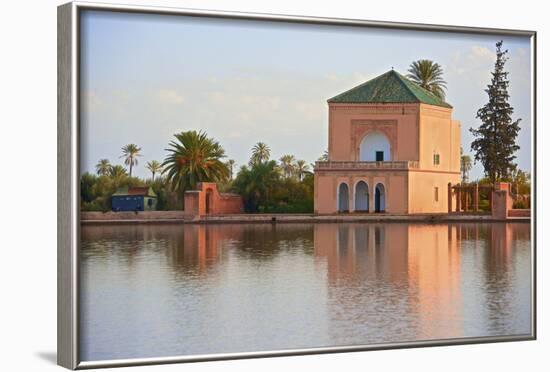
482;223;532;334
312;222;531;341
407;224;461;338
81;221;530;341
167;224;315;273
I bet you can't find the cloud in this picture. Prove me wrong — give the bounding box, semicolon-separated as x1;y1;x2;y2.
81;90;103;112
154;89;185;105
292;101;325;122
470;46;494;61
447;45;495;78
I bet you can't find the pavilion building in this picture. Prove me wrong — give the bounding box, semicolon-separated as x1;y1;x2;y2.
314;70;461;214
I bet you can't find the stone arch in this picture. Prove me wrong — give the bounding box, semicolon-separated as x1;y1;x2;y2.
337;182;350;212
354;180;369;212
359;131;391;161
374;183;386;213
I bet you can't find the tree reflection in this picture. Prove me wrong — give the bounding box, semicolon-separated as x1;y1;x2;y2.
81;221;531;343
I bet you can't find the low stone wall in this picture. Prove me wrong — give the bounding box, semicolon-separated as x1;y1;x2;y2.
81;211;186;222
508;209;531;218
216;193;244;214
81;211;530;224
195;213;529;223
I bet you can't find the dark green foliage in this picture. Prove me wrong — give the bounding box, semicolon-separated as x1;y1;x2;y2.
470;40;521;185
513;198;530;209
263;174;314;213
80;171;146;211
249;142;271;166
80;171;181;211
406;59;447;100
81;172;98;203
162;130;229;192
502;168;531;195
147;176;181;210
232;162;314;213
232;161;280;212
83;134;315;214
120;144;142;177
478;199;490;212
95;159;111;176
318;150;329;162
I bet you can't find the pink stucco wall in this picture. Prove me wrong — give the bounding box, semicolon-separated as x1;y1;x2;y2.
408;171;460;213
328;103;420;162
491;183;513;219
184;182;243;217
314;170;409;214
315;102;461;214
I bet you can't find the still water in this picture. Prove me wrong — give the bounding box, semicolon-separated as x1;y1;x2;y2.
80;222;531;361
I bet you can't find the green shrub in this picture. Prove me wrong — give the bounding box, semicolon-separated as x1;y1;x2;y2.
513;199;530;209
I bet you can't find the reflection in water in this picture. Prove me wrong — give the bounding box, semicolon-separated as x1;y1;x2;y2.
80;222;531;361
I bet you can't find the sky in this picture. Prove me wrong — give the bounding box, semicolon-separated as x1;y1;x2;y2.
80;10;532;180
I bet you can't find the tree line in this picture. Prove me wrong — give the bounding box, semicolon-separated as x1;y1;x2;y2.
81;131;315;212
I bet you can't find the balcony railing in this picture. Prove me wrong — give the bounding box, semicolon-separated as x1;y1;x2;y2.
315;160;419;170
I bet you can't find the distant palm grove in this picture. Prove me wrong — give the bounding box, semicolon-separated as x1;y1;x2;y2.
81;130;315;213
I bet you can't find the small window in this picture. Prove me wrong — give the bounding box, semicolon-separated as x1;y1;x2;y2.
376;151;384;161
434;187;439;202
148;198;153;207
433;153;440;165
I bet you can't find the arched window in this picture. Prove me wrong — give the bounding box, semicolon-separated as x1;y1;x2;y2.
337;183;350;212
359;132;391;161
354;181;369;212
374;183;386;213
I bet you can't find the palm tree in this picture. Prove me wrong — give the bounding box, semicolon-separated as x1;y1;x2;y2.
146;160;162;181
162;130;229;192
407;59;447;100
232;160;280;212
249;142;271;166
461;154;473;183
226;159;236;180
279;154;296;178
109;165;127;179
295;160;311;181
318;150;329;162
120;144;142;177
95;159;111;176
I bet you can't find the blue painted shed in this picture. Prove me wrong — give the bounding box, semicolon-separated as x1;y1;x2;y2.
111;186;157;212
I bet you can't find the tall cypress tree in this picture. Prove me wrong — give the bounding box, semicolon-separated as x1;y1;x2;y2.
470;40;521;185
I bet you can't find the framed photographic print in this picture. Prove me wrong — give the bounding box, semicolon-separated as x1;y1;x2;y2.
57;1;536;369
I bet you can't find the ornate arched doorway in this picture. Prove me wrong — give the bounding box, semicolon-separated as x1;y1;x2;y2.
374;183;386;213
337;183;349;212
359;132;391;161
355;181;369;212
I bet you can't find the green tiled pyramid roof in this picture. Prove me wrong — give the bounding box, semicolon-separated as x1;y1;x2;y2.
328;70;452;108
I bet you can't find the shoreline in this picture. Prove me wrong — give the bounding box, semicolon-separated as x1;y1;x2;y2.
80;211;530;224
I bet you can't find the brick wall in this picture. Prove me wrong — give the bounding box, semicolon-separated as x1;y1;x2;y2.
184;182;243;217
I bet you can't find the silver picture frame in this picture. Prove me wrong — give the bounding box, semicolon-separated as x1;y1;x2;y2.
57;1;537;369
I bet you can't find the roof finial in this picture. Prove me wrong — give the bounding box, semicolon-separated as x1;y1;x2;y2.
391;66;394;70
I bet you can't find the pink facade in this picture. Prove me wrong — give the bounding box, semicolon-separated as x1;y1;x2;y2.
491;183;513;219
184;182;243;217
314;71;461;214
